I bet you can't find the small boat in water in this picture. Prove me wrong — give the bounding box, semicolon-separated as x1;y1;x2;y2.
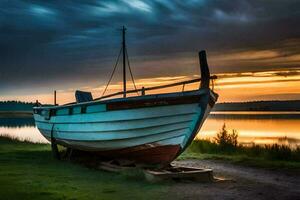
33;27;218;167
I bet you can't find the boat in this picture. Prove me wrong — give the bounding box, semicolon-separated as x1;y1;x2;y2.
33;26;218;167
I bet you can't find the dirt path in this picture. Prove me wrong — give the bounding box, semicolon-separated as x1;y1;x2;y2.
170;160;300;200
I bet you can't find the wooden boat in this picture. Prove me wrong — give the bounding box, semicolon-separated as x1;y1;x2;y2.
33;27;218;167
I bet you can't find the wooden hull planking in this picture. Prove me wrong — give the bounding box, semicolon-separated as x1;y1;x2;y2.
34;89;217;165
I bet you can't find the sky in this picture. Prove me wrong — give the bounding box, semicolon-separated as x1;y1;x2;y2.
1;0;300;103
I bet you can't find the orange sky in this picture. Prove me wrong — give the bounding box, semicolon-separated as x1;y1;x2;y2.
1;38;300;104
2;68;300;105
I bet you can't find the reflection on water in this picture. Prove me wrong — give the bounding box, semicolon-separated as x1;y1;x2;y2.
0;112;300;147
0;117;35;127
198;112;300;148
0;117;48;143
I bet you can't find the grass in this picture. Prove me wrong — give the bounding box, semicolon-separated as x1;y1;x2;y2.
0;137;171;200
179;139;300;170
1;132;299;200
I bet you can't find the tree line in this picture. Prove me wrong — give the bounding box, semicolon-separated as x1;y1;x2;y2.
0;101;35;111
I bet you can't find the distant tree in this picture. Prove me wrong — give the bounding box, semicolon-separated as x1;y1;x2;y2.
0;101;35;111
215;124;238;151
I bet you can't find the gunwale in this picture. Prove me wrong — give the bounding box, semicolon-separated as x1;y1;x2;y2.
33;89;212;113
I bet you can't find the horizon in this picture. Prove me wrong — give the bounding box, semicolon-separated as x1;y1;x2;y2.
1;67;300;104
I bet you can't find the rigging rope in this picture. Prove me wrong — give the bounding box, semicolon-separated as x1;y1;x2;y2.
125;47;139;95
101;47;123;97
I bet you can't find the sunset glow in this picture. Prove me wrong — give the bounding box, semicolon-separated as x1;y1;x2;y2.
1;68;299;104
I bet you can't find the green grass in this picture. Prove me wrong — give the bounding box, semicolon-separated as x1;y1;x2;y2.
2;135;299;200
0;137;171;200
179;140;300;170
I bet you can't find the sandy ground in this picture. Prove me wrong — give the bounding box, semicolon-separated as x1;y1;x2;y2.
170;160;300;200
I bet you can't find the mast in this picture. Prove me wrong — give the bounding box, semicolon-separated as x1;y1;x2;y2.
122;26;127;98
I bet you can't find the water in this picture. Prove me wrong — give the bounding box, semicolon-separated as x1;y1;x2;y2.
198;112;300;148
0;112;300;147
0;117;48;143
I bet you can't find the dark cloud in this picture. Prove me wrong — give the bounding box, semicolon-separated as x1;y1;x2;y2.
0;0;300;94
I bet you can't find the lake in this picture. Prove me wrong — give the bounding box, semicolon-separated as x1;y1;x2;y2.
1;112;300;147
0;117;48;143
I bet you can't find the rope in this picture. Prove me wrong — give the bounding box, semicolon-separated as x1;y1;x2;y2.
125;47;139;95
101;47;123;97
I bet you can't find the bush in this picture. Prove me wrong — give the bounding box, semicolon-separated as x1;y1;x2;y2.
293;147;300;161
264;144;292;160
214;124;238;152
189;140;219;153
242;144;264;157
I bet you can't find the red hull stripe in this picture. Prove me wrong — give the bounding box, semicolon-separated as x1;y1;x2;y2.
106;95;202;111
96;144;181;165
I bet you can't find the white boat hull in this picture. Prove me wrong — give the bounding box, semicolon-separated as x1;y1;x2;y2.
34;89;217;165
